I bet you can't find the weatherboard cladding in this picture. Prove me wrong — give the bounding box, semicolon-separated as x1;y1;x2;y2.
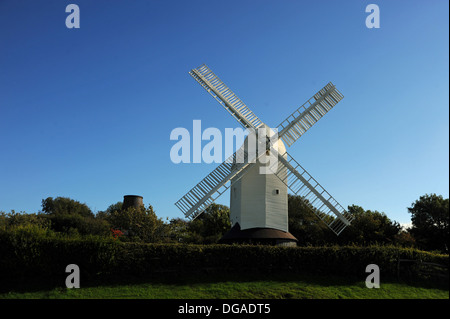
230;161;288;233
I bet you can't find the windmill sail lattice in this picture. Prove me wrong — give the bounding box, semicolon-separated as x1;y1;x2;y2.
278;82;344;147
176;64;354;237
190;64;264;130
175;149;263;220
270;152;354;235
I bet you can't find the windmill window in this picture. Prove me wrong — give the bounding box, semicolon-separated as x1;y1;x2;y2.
275;189;279;195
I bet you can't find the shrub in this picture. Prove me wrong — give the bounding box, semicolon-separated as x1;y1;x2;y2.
0;235;447;287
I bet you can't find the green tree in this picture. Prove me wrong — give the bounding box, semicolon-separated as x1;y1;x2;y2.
0;210;50;230
288;194;330;245
105;204;165;242
97;202;123;219
185;204;231;244
41;197;93;218
337;205;401;245
0;210;51;238
41;197;110;236
287;196;402;246
394;230;416;248
167;217;189;243
408;194;449;252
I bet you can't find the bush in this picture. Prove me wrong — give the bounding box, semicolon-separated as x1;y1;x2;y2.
0;232;119;285
0;232;448;289
45;214;110;237
103;205;166;243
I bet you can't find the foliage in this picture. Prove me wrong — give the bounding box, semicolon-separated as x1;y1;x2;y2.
1;194;449;294
103;204;167;243
45;213;111;237
0;193;448;251
288;194;331;246
96;201;123;220
336;205;402;246
393;231;416;248
0;210;50;232
110;228;124;240
0;233;119;283
287;196;402;246
185;203;231;244
0;232;447;287
408;194;449;252
38;197;110;236
41;197;93;218
167;217;190;243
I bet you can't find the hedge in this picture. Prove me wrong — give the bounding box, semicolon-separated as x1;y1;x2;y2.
0;233;448;286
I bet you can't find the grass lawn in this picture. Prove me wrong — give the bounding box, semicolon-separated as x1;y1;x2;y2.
1;273;448;299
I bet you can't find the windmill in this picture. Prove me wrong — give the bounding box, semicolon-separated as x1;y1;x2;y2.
175;64;354;245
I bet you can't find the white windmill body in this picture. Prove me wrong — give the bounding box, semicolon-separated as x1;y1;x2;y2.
229;125;289;233
175;64;355;245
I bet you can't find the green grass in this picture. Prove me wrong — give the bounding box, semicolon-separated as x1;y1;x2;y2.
1;273;448;299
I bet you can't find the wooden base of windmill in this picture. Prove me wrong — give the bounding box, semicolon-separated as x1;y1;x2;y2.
219;223;297;247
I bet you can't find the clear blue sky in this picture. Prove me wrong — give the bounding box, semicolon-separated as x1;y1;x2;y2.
0;0;448;227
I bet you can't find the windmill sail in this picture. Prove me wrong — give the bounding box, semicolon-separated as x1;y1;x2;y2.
270;151;354;235
190;64;264;130
178;64;354;237
175;149;260;221
278;82;344;147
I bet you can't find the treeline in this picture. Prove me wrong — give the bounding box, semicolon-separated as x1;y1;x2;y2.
0;193;448;253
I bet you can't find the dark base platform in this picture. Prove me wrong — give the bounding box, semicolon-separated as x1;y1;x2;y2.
219;223;298;246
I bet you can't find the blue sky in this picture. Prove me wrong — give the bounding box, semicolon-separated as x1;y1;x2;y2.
0;0;448;227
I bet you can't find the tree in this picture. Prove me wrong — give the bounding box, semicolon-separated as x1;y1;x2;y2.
288;194;330;245
40;197;109;236
105;204;165;243
96;201;123;229
0;210;50;230
185;204;231;244
167;217;190;243
97;202;123;218
408;194;449;252
41;197;93;218
0;210;51;237
394;230;416;248
337;205;401;245
288;197;402;246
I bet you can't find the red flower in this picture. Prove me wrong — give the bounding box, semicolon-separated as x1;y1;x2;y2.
110;228;124;240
